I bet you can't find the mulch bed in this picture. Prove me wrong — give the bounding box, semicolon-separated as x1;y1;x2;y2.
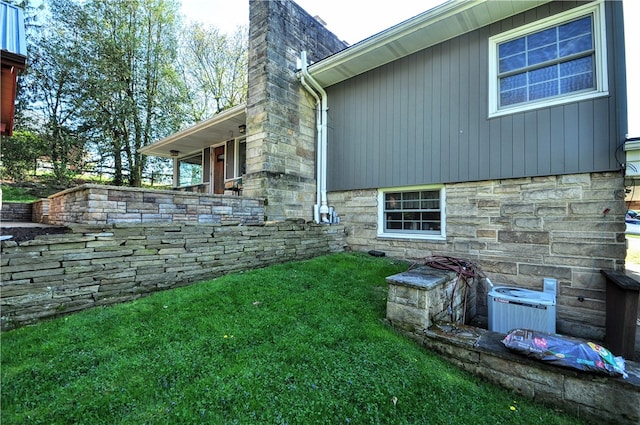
0;226;70;242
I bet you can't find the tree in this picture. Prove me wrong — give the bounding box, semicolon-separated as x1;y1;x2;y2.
179;23;248;122
72;0;184;187
8;0;249;187
0;130;44;181
18;0;87;184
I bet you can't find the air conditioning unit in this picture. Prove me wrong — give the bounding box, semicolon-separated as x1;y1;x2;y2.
488;280;556;334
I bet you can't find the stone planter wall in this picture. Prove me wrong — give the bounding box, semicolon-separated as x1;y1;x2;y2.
386;266;476;332
47;184;265;226
32;198;50;223
0;221;346;330
401;325;640;425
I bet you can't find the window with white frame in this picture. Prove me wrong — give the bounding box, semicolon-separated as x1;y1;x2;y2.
225;138;247;180
488;1;607;117
378;186;445;239
178;152;203;186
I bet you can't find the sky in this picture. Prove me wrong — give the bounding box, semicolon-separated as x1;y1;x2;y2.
181;0;639;137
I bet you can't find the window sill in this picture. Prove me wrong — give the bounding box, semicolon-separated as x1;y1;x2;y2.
377;234;446;242
488;91;609;119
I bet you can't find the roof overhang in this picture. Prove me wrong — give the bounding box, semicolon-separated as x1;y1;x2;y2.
1;49;27;69
139;103;246;158
306;0;553;87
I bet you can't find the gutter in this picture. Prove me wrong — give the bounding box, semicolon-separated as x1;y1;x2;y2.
299;51;330;223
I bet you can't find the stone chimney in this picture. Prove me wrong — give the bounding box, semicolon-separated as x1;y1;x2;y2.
243;0;347;221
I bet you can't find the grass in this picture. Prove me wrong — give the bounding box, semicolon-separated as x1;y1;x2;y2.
0;185;39;202
2;253;585;425
0;177;171;203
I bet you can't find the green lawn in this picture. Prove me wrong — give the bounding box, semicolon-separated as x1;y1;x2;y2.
0;185;39;202
1;253;585;425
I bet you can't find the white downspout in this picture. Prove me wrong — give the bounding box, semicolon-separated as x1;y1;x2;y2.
299;51;330;223
299;72;322;224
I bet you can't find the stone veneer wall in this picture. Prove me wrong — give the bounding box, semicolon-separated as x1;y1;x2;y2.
328;172;627;341
46;184;265;226
243;0;347;221
0;221;346;330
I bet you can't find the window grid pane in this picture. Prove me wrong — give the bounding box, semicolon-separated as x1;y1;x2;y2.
497;14;594;108
384;190;441;234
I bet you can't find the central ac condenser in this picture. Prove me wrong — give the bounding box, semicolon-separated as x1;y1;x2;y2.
488;286;556;334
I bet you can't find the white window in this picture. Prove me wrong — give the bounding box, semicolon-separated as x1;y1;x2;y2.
178;152;203;186
488;1;607;117
377;186;446;240
225;138;247;180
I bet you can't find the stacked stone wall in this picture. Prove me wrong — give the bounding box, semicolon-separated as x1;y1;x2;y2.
0;221;346;330
1;202;32;222
404;327;640;425
244;0;347;221
31;199;50;223
386;267;476;332
46;184;264;226
329;172;627;341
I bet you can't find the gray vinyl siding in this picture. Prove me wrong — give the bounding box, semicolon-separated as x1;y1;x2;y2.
325;1;627;191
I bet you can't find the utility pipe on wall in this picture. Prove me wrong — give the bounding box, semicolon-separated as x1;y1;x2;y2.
299;51;330;223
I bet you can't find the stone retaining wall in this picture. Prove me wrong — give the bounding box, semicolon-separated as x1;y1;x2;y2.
32;198;50;223
47;184;265;226
329;172;627;342
0;221;346;330
406;325;640;425
1;202;32;222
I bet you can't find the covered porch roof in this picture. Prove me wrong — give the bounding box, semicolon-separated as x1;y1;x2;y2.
139;103;246;158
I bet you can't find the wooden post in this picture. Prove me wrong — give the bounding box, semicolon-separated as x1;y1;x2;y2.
601;270;640;359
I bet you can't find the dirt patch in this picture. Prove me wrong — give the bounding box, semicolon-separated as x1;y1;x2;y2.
0;226;70;242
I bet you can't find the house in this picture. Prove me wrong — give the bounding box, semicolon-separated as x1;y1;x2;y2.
0;1;27;137
141;0;630;344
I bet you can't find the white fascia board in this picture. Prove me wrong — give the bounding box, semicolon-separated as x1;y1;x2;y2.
306;0;552;88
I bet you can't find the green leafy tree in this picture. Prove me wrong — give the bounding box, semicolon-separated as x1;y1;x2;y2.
18;0;87;184
0;130;44;181
179;23;248;122
71;0;184;187
9;0;249;187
